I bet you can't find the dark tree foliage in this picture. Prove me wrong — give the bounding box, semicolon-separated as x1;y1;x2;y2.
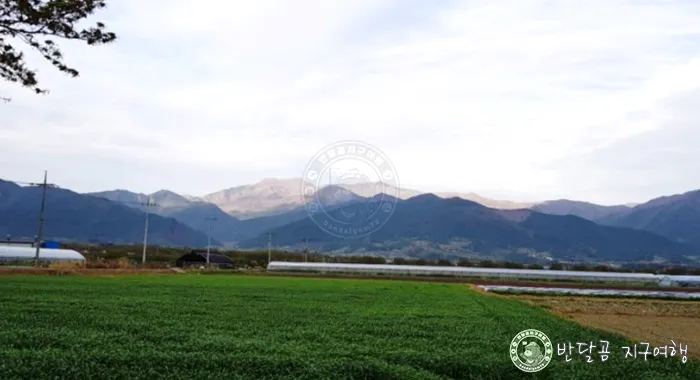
0;0;116;96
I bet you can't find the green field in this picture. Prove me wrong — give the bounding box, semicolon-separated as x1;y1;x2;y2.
0;275;697;379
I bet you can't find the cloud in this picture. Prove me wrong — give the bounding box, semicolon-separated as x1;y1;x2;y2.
2;0;700;203
547;87;700;205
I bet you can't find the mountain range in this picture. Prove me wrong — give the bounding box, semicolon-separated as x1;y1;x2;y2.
598;190;700;248
0;180;215;247
85;180;540;246
237;194;693;265
2;176;700;265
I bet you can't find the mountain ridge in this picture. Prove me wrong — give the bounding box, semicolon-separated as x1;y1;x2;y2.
237;195;695;265
1;179;217;247
598;189;700;248
88;179;700;257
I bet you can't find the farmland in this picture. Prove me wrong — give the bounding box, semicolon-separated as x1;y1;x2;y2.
510;295;700;360
0;275;698;379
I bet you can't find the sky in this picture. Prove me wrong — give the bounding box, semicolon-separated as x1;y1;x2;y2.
2;0;700;205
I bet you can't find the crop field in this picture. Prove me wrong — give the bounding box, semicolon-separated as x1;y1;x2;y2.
0;275;698;379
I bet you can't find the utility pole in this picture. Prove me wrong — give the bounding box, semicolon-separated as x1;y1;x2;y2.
32;171;57;267
205;216;217;267
140;196;158;264
268;233;272;264
304;237;308;262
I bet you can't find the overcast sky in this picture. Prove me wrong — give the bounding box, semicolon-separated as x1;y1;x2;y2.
2;0;700;205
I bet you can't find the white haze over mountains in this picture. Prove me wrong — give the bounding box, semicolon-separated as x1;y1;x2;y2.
2;1;700;205
91;178;605;220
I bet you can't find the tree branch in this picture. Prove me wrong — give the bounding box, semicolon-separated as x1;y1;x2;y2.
0;0;117;97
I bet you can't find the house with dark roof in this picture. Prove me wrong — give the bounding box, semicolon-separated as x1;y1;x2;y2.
175;250;234;269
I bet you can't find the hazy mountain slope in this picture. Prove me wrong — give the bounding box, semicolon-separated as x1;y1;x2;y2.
228;185;371;242
201;178;303;218
337;184;533;209
202;178;535;219
89;189;242;245
437;192;535;209
531;199;632;221
149;190;192;208
515;211;686;262
88;189;148;205
232;207;310;242
239;194;692;264
599;189;700;247
88;183;369;245
0;180;215;247
87;179;700;254
156;202;242;245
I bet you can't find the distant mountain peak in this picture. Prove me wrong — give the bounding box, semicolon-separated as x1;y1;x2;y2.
369;192;401;203
151;189;180;196
408;193;442;201
310;185;363;206
530;199;633;221
147;190;190;208
97;189;144;196
87;189;147;205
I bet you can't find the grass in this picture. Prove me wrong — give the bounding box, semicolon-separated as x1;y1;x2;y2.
0;275;697;379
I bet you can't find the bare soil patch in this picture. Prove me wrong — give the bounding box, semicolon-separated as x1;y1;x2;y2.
510;295;700;359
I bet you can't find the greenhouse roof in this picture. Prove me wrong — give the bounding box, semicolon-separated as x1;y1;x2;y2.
0;246;85;261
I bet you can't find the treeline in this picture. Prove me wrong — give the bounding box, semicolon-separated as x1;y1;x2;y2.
62;243;700;275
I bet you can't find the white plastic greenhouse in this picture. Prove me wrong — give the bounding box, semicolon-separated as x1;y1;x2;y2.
659;275;700;288
0;246;85;263
477;285;700;299
266;261;700;286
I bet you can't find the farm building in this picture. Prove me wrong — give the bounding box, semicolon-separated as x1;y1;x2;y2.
175;251;234;269
266;262;663;283
0;245;85;263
